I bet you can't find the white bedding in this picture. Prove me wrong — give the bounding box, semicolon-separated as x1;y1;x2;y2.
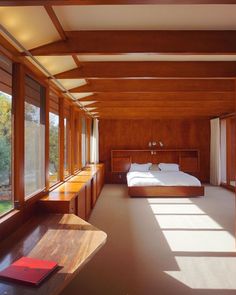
127;171;201;187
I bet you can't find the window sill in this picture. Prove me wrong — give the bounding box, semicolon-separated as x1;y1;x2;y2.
0;209;20;225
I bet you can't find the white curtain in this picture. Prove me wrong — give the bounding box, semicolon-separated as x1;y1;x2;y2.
210;118;221;185
90;119;99;164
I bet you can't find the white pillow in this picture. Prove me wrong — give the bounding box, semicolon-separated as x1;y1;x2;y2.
129;163;152;172
149;164;161;171
158;163;179;172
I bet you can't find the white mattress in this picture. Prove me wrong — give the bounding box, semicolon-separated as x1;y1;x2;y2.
127;171;201;187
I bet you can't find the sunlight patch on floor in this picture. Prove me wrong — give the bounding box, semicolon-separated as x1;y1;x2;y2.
165;256;236;289
150;204;205;214
163;230;235;252
155;215;223;229
147;198;193;204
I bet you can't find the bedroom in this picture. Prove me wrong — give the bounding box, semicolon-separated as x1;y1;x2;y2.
0;2;235;295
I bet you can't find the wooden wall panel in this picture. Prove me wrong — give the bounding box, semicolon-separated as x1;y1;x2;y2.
99;119;210;183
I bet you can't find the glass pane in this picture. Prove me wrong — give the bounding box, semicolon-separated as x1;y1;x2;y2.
24;76;45;198
229;117;236;187
0;90;13;216
49;112;59;186
220;119;227;184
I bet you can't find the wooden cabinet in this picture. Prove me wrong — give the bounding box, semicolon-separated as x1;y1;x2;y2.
38;164;105;220
77;185;86;220
92;174;97;208
85;180;92;219
96;165;105;196
112;157;131;173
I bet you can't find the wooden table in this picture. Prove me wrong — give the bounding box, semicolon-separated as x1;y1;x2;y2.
0;214;107;295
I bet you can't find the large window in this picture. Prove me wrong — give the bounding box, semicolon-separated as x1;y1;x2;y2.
49;92;60;187
24;76;46;198
64;103;71;177
0;55;13;215
220;116;236;189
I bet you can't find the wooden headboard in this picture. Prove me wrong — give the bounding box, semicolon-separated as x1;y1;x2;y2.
111;149;200;174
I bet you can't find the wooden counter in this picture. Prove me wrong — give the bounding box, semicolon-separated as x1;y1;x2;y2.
0;213;107;295
38;164;105;220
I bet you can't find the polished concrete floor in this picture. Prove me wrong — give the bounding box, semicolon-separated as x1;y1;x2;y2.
61;184;236;295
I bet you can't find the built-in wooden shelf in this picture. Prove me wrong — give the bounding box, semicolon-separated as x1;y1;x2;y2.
0;213;107;295
39;164;105;220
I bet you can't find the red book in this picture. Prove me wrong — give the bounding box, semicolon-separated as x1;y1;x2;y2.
0;257;58;286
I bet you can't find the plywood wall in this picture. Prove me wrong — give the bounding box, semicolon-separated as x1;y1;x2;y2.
99;119;210;183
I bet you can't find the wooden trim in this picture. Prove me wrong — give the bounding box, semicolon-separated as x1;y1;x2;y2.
2;0;236;5
72;54;82;68
220;183;235;192
128;186;205;197
4;0;236;4
59;96;65;181
12;63;25;207
45;85;50;191
55;61;236;79
29;31;236;56
79;91;234;102
44;5;67;41
70;106;75;174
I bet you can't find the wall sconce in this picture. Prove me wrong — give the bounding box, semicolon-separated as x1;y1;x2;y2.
159;141;164;147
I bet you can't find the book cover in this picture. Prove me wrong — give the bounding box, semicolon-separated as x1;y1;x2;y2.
0;257;58;286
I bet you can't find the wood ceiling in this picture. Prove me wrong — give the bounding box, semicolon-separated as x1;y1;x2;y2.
1;2;235;119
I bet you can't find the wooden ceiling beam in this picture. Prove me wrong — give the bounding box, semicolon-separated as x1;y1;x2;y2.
44;5;67;40
96;107;233;117
29;31;236;55
86;101;234;108
78;92;234;101
55;61;236;79
2;1;236;5
70;78;234;92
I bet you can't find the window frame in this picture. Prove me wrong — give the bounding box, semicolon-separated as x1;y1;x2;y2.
0;39;92;239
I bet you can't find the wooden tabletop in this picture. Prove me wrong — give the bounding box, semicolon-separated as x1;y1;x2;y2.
0;214;107;295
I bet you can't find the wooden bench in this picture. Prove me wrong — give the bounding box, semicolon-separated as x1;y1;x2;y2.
0;213;107;295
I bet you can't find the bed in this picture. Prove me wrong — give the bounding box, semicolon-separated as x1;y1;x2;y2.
127;165;204;197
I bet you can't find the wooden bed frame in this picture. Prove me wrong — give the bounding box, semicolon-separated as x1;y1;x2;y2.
128;185;204;198
111;149;204;198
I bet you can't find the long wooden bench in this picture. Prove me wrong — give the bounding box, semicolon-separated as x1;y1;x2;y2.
0;213;107;295
38;164;105;220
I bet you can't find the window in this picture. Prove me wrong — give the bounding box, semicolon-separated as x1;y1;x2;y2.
64;103;71;177
220;116;235;189
229;117;235;187
81;116;86;167
49;92;60;187
220;119;227;184
24;76;46;198
0;55;13;215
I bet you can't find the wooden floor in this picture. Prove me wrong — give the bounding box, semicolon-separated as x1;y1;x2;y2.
61;184;236;295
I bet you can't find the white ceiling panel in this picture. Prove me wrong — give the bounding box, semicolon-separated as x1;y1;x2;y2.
0;7;60;50
80;101;97;106
35;56;76;75
78;54;236;62
57;79;87;89
73;93;94;99
54;5;236;31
